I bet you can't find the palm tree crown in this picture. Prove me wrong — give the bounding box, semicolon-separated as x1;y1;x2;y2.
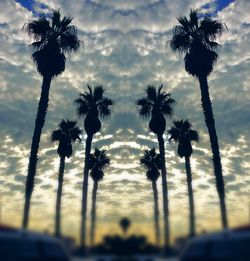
170;10;225;77
137;85;176;135
89;148;110;182
75;85;113;136
52;119;82;158
24;9;81;78
140;149;161;181
168;120;199;158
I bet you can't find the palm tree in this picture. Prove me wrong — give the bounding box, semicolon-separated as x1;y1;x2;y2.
22;10;81;228
168;120;198;237
140;148;161;246
120;217;131;236
75;85;113;248
89;148;110;246
52;120;82;238
169;10;228;228
137;85;175;248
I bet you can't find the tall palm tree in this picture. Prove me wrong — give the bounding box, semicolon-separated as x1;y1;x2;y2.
22;10;81;228
137;85;176;248
169;10;228;228
140;148;161;246
168;120;198;237
52;120;82;238
89;148;110;246
75;85;113;248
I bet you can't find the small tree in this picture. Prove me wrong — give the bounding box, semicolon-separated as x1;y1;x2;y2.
140;148;161;246
169;120;198;237
89;148;110;245
52;120;82;237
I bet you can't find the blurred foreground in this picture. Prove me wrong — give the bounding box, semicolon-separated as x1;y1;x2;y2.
0;224;250;261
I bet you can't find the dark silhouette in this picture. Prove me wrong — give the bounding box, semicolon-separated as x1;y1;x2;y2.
140;148;161;246
51;120;82;238
120;217;131;236
89;148;110;246
137;85;176;249
89;234;160;258
75;85;113;248
22;10;81;228
169;10;228;228
168;120;199;237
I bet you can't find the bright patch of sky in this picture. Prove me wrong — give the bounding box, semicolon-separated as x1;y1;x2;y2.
16;0;48;15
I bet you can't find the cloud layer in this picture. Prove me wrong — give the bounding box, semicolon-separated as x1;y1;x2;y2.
0;0;249;244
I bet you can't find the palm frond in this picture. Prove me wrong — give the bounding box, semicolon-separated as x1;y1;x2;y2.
51;129;61;142
177;16;190;32
60;30;80;53
137;97;152;118
99;106;111;118
200;16;225;40
140;157;151;169
52;9;61;30
146;86;157;102
93;86;104;102
168;127;180;142
189;129;199;142
170;30;191;53
161;98;176;116
98;97;113;118
189;9;198;30
75;96;90;117
60;16;73;30
24;17;50;42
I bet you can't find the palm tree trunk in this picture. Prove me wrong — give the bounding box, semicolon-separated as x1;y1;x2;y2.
198;76;228;229
55;155;65;238
90;180;98;246
157;134;170;249
80;135;93;248
152;180;160;246
185;156;195;237
22;76;51;229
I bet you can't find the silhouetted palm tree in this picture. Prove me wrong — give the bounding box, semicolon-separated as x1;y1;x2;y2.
52;120;82;238
137;85;175;248
22;10;81;228
75;85;113;247
168;120;198;237
89;148;110;246
169;10;228;228
140;148;161;246
120;217;131;236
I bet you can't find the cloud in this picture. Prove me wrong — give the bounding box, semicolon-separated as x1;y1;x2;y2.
0;0;249;243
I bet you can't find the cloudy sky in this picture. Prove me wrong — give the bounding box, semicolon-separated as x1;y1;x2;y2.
0;0;249;244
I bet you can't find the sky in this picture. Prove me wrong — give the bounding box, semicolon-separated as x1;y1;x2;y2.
0;0;249;245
